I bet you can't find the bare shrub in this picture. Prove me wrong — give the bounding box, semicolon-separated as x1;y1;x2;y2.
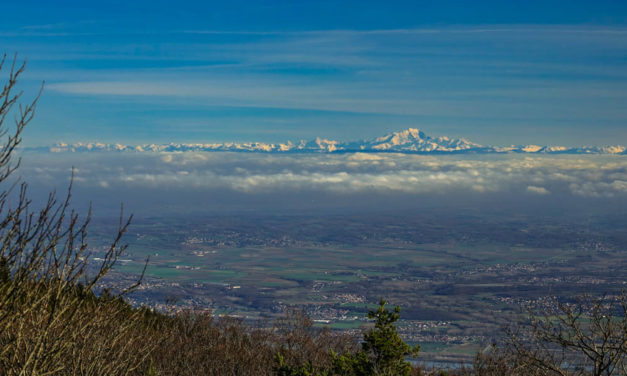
274;308;360;371
462;293;627;376
0;55;153;375
0;54;359;376
149;308;358;375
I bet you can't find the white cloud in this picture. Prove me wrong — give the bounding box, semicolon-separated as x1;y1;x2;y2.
526;186;550;195
18;152;627;200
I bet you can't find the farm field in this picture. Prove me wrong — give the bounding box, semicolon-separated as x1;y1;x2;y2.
90;209;627;363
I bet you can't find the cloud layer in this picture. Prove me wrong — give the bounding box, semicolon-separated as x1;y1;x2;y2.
20;152;627;201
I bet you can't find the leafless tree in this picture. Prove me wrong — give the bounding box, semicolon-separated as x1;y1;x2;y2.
0;54;361;376
469;293;627;376
0;54;152;375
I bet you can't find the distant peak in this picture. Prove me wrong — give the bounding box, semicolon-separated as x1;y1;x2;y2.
390;128;425;138
406;128;424;137
30;128;627;155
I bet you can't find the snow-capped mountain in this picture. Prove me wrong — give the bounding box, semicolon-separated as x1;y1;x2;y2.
342;128;483;152
36;128;626;155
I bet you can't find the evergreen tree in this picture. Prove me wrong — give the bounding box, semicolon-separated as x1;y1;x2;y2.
333;299;420;376
277;299;420;376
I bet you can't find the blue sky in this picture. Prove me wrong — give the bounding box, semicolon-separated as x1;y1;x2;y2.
2;0;627;146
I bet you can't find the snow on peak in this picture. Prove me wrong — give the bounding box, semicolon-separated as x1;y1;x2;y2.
38;128;626;155
298;137;340;152
370;128;426;146
347;128;482;152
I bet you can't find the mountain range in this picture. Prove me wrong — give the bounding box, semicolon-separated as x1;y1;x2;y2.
33;128;627;155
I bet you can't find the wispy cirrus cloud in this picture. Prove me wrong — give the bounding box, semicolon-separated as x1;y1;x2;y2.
18;24;627;146
46;79;427;115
